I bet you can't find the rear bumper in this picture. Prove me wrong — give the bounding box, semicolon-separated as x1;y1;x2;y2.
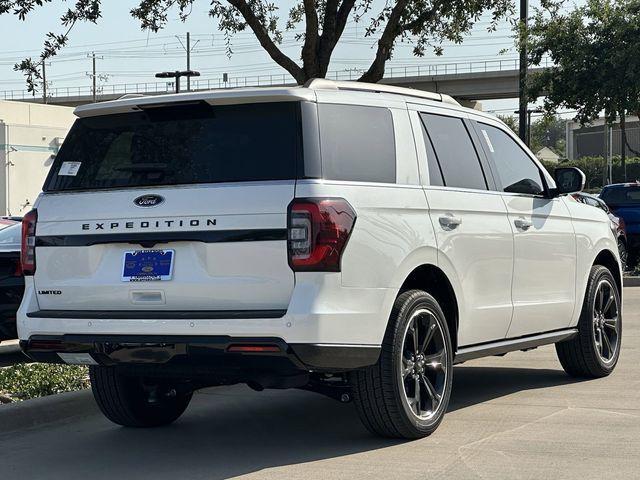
20;334;381;374
18;275;398;348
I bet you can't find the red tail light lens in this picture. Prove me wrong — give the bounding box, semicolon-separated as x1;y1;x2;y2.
21;209;37;275
288;198;356;272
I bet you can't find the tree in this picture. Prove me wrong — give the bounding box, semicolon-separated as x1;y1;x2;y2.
497;114;518;134
527;0;640;180
3;0;513;92
529;114;565;157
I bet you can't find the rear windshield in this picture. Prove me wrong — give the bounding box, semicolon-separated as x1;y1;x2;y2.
45;101;302;192
600;186;640;206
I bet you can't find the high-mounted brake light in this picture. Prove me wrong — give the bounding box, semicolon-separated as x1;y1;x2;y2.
21;209;37;275
287;198;356;272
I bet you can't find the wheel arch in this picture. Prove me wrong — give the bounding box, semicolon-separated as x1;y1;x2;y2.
593;249;622;293
398;264;459;352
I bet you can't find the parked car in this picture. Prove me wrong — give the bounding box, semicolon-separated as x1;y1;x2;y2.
0;221;23;342
600;182;640;268
572;192;629;269
18;80;622;439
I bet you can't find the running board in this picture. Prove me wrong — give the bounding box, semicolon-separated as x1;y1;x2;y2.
454;328;578;364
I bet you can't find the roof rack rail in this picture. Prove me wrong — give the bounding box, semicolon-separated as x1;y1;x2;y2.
304;78;460;106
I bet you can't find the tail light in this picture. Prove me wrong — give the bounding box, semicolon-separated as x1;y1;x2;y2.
287;198;356;272
21;209;37;275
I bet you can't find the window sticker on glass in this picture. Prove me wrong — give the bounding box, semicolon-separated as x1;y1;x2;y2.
481;129;495;153
58;161;82;176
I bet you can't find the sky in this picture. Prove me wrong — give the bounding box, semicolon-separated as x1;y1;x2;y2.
0;1;561;115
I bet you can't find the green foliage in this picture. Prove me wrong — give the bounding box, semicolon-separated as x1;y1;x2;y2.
497;114;518;134
0;363;89;402
1;0;515;88
527;0;640;173
498;113;567;157
529;115;566;157
540;156;640;191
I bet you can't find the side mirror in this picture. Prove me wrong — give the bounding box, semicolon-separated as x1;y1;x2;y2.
553;167;585;196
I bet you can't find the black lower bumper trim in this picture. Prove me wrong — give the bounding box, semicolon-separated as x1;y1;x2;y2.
290;344;380;370
20;335;380;373
26;309;287;320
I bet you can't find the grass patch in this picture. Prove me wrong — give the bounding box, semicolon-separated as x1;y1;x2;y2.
0;363;89;403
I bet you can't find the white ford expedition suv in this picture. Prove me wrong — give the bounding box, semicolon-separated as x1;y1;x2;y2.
18;80;622;438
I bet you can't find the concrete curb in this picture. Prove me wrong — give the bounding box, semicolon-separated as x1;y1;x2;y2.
623;276;640;287
0;389;97;434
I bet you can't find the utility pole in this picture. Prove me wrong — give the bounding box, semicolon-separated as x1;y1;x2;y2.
514;108;543;147
86;53;106;103
518;0;529;143
176;32;200;92
42;62;47;104
187;32;191;91
92;52;97;102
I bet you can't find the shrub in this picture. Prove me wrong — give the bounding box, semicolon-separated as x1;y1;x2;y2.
0;364;89;403
541;156;640;191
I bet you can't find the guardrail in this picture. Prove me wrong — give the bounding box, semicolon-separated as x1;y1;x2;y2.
0;57;551;102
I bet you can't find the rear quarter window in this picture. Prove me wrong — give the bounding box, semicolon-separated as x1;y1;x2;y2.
317;104;396;183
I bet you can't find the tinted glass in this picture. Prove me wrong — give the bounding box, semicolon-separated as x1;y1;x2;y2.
0;223;21;247
420;121;444;186
45;102;302;191
420;113;487;190
600;185;640;206
477;123;544;195
318;104;396;183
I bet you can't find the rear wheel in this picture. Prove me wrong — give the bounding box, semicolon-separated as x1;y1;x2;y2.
89;366;193;427
350;290;453;439
556;265;622;378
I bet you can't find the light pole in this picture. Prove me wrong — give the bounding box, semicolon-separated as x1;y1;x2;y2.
155;70;201;94
513;108;543;147
518;0;529;143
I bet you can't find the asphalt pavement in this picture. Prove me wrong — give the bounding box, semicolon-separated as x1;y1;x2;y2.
1;289;639;480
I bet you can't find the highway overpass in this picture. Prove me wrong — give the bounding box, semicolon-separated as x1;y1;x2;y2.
1;59;548;107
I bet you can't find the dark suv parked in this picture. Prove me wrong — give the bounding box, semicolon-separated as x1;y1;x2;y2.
600;182;640;267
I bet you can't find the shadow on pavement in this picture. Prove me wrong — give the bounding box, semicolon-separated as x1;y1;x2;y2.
4;365;585;479
449;365;581;412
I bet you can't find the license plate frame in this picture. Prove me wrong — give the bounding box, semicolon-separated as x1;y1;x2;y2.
121;249;175;282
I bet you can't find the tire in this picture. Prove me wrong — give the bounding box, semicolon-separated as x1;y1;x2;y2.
617;240;628;272
349;289;453;439
89;366;193;427
556;265;622;378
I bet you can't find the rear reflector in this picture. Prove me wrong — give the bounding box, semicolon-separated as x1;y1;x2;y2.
227;344;281;353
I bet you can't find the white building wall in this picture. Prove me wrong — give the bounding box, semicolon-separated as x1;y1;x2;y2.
0;101;75;216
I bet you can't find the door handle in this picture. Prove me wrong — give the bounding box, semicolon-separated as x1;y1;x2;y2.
439;215;462;230
514;218;533;231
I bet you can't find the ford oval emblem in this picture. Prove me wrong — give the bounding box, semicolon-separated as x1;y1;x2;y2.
133;194;165;208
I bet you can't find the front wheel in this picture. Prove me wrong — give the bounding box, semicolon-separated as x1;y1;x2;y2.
350;290;453;439
89;366;193;427
556;265;622;378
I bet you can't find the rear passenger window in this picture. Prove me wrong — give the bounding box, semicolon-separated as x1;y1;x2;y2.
420;113;487;190
318;104;396;183
477;123;545;195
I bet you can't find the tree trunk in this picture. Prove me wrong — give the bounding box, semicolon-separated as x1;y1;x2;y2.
620;112;628;182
